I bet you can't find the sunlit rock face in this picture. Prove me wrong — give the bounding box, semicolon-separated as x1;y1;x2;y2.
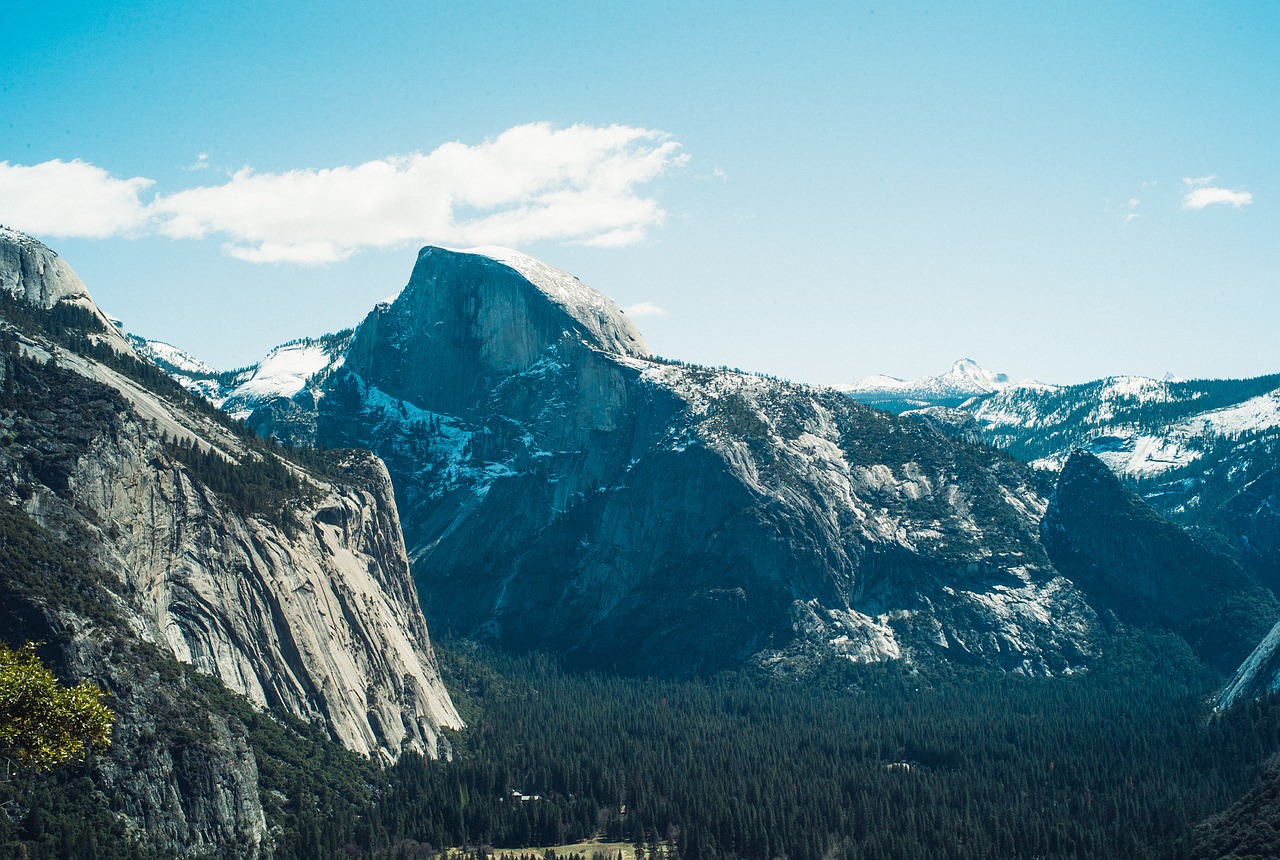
0;228;462;854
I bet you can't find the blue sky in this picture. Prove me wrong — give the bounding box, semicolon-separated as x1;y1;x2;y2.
1;1;1275;384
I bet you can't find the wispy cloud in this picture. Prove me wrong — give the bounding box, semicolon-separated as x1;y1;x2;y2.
1179;174;1252;210
623;301;667;317
0;123;689;264
1182;186;1253;210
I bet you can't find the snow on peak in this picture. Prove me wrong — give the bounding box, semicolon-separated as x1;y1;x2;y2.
134;338;217;375
945;358;1011;389
840;358;1034;404
445;246;650;359
232;341;334;402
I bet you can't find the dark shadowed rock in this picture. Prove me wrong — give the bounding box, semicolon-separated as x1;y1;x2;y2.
1041;450;1277;672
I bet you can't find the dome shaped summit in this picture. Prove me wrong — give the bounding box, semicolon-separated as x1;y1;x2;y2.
453;246;650;360
344;245;649;417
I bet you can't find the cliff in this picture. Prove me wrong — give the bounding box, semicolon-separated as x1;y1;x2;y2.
0;229;461;855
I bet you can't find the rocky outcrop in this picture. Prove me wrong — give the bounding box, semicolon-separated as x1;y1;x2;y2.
1216;617;1280;710
0;223;134;354
53;425;460;759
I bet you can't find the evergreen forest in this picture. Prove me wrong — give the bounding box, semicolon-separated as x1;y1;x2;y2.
5;633;1280;859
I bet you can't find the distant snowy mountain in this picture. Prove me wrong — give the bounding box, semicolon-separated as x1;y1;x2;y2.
838;358;1049;412
909;372;1280;595
128;331;352;419
129;335;218;376
922;373;1280;486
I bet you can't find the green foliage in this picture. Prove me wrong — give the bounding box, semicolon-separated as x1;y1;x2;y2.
0;642;113;771
1192;699;1280;859
160;433;313;529
189;673;389;860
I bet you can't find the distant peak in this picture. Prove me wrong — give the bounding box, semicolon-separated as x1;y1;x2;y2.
945;358;1011;386
843;358;1031;407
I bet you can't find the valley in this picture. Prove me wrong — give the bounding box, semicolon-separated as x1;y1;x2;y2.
2;229;1280;859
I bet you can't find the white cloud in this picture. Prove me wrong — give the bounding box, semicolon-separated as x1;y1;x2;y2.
1183;174;1216;188
187;152;211;171
1182;186;1253;209
1123;213;1140;223
0;159;153;238
0;123;688;264
623;301;667;317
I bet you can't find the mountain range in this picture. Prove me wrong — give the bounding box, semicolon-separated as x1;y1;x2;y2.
6;225;1280;855
125;244;1277;680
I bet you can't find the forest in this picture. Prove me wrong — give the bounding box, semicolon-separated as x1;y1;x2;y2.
7;632;1279;860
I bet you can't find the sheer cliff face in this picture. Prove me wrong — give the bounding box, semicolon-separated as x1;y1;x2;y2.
57;427;460;759
0;230;461;853
287;247;1104;676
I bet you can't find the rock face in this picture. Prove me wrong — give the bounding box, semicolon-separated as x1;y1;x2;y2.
238;246;1105;677
0;224;134;354
1041;451;1277;672
1217;618;1280;710
0;230;461;854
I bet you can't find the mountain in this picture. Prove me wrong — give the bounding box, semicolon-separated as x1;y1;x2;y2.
204;245;1279;679
129;330;353;421
907;372;1280;593
0;230;460;854
837;358;1047;412
1041;451;1277;672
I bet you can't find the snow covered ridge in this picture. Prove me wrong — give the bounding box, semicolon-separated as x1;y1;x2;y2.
918;369;1280;527
130;336;218;376
838;358;1050;409
127;331;352;420
227;341;337;401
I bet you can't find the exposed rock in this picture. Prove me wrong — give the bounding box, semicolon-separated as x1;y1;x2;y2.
0;228;462;854
0;223;135;354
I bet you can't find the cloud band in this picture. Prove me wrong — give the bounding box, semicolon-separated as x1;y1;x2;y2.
0;123;688;263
